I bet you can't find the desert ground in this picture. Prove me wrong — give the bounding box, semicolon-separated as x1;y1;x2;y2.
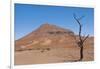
15;42;94;65
15;24;94;65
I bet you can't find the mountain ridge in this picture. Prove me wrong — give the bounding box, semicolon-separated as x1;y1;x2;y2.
15;23;93;51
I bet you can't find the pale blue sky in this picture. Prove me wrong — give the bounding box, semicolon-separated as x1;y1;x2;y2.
15;3;94;40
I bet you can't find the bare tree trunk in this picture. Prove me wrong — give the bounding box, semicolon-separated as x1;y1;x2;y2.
79;46;83;61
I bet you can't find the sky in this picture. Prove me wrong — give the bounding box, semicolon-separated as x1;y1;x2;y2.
15;3;94;40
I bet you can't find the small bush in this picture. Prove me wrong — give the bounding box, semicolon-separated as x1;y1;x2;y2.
46;48;50;51
41;50;44;53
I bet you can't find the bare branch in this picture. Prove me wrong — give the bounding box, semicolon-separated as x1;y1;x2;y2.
73;13;83;42
83;34;89;43
78;15;85;20
73;13;82;27
73;13;85;21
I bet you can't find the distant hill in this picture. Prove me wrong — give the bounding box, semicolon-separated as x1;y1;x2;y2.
15;23;93;51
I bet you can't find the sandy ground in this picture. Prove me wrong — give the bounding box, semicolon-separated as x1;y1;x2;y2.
14;24;94;65
15;46;94;65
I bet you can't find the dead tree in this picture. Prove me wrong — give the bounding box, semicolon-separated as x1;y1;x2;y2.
73;14;89;61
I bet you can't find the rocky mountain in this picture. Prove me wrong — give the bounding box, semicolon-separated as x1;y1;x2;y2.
15;23;94;65
15;23;91;51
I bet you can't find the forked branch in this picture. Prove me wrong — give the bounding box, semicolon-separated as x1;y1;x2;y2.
83;34;89;43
